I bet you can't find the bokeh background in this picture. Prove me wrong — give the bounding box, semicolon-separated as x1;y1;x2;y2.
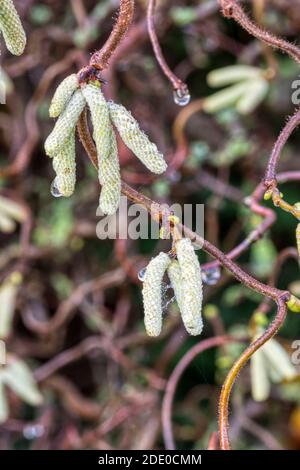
0;0;300;450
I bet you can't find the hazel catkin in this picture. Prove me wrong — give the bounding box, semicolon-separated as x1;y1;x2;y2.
45;89;86;157
82;84;121;215
52;131;76;197
108;102;167;174
49;74;79;118
0;0;26;56
142;252;171;337
175;238;203;336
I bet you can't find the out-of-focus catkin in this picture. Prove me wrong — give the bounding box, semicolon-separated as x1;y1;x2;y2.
45;89;86;157
296;223;300;259
175;238;203;335
49;74;79;118
142;252;171;337
108;102;167;174
0;0;26;56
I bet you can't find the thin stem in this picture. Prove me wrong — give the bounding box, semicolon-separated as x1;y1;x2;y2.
77;108;291;453
252;0;277;75
218;297;288;450
147;0;188;94
77;0;134;83
218;1;300;65
78;112;289;303
90;0;134;70
264;107;300;186
162;336;240;450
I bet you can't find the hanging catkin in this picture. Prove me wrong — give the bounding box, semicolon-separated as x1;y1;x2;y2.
175;238;203;335
82;84;121;215
45;89;86;157
0;0;26;56
52;132;76;197
167;260;184;312
81;84;111;164
142;252;171;337
108;102;167;174
49;74;79;118
98;126;121;215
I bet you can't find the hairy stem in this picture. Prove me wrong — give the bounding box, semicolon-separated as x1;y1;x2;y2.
218;1;300;65
90;0;134;70
162;336;240;450
218;297;288;449
265;107;300;186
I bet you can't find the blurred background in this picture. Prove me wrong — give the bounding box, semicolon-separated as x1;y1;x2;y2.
0;0;300;450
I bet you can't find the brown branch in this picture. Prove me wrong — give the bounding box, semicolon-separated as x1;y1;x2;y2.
162;335;241;450
77;110;292;451
218;297;288;450
90;0;134;69
78;0;134;82
264;107;300;186
23;268;125;335
147;0;189;96
77;111;290;305
218;1;300;65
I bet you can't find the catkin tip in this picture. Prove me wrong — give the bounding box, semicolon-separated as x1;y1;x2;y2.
49;74;79;118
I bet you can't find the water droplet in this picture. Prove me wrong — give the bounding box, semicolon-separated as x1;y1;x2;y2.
23;424;44;440
138;267;147;282
50;177;63;198
202;267;221;286
173;87;191;106
168;170;181;183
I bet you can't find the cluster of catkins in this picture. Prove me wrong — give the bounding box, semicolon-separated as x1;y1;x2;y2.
45;75;167;214
142;238;203;337
0;0;26;56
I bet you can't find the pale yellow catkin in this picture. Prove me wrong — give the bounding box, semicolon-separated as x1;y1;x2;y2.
82;84;121;215
175;238;203;336
108;102;167;174
52;132;76;197
0;195;26;223
0;0;26;56
142;252;171;337
45;89;86;157
167;260;184;311
98;127;121;215
81;84;111;163
49;74;79;118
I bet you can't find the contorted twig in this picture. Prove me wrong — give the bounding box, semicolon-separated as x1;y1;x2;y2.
218;1;300;65
147;0;189;101
77;111;291;450
264;107;300;185
38;0;299;450
78;0;135;83
218;297;288;450
162;335;241;450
